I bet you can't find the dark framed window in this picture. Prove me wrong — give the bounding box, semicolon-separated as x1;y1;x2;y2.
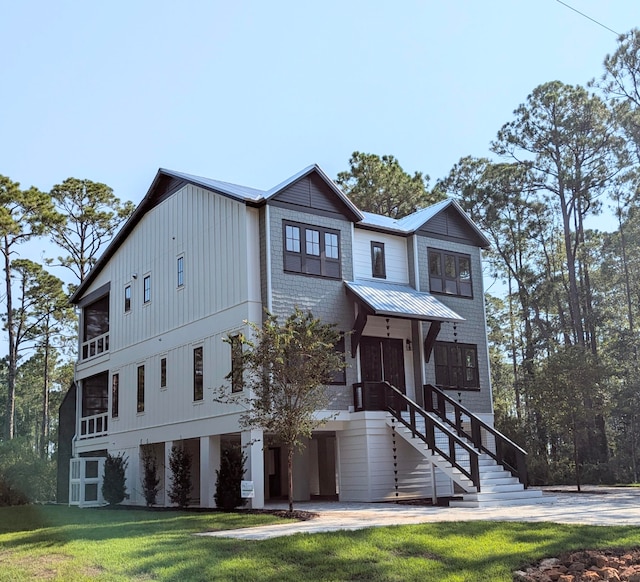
328;334;346;385
193;347;203;401
143;275;151;304
160;357;167;389
124;285;131;312
177;256;184;288
428;249;472;298
371;242;386;279
137;365;145;413
434;342;479;390
111;373;119;418
230;335;243;393
283;221;341;278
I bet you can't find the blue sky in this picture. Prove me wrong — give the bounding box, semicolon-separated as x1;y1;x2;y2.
2;1;639;212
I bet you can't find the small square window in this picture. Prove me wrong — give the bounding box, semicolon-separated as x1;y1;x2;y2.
285;225;300;253
306;229;320;256
124;285;131;312
177;256;184;288
143;275;151;304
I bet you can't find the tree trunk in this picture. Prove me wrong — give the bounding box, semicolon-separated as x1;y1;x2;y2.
40;330;51;458
3;237;16;440
287;445;294;512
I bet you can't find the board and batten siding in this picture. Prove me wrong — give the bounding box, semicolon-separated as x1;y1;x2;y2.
75;183;262;435
352;229;409;283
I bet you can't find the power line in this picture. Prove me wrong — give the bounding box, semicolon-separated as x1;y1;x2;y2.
555;0;620;36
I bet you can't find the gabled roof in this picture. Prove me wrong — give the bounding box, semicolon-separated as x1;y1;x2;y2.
359;199;490;248
70;164;362;303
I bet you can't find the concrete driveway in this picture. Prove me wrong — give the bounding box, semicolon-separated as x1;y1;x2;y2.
198;486;640;540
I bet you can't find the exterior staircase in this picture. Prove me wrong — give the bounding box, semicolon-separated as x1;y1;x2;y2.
355;382;554;508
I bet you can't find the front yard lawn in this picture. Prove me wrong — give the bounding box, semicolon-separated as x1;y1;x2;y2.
1;505;639;581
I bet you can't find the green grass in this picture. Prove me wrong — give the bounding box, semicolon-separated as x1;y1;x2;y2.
1;505;640;581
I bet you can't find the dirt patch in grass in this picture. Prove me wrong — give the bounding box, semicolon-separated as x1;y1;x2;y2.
0;550;73;580
514;547;640;581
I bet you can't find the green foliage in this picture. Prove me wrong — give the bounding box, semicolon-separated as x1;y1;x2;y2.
0;438;55;505
214;446;247;510
102;453;128;506
141;448;161;507
168;445;192;508
336;151;444;218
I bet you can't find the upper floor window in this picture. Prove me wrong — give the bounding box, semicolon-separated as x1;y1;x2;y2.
177;256;184;288
434;342;479;390
160;357;167;389
428;249;472;298
371;242;386;279
143;275;151;304
283;221;341;278
137;365;145;413
111;373;119;418
230;335;243;393
124;285;131;312
193;347;203;401
83;295;109;342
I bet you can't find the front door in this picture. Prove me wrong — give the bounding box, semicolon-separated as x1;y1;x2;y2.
360;337;406;393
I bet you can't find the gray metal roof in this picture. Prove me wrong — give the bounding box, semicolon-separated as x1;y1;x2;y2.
160;168;266;201
345;280;465;322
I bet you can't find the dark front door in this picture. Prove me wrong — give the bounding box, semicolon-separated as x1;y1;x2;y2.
360;336;406;392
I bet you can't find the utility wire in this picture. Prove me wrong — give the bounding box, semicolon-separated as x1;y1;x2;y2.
555;0;620;36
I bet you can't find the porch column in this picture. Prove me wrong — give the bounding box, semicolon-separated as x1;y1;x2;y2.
200;435;220;508
164;441;174;507
241;428;265;509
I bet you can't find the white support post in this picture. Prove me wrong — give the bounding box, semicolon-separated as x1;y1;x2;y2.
200;435;220;508
241;428;264;509
164;441;174;507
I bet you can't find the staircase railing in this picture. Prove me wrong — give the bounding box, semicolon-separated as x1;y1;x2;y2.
353;381;481;491
423;384;528;486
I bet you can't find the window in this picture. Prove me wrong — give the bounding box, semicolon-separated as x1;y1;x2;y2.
160;357;167;389
283;221;341;278
143;275;151;304
83;295;109;343
434;342;479;390
371;242;386;279
428;249;473;298
328;334;346;385
124;285;131;312
230;335;243;393
193;347;203;401
137;365;145;413
177;256;184;288
111;374;119;418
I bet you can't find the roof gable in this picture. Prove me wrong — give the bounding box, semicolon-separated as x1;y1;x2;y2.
267;165;363;222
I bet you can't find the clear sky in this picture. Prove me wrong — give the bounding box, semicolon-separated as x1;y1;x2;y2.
2;1;640;210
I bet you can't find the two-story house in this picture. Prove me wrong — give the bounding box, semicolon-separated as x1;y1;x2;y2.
58;164;546;509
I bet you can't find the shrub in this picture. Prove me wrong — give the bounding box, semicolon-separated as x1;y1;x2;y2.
102;453;128;505
0;438;55;506
215;446;247;510
168;445;191;508
141;449;161;507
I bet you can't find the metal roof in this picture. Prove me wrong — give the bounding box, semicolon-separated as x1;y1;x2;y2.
345;280;465;322
159;168;266;201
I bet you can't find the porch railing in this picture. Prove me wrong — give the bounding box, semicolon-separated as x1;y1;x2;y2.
81;331;109;361
423;384;528;486
353;381;481;491
79;412;108;439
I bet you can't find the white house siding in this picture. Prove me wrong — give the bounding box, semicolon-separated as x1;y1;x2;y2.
336;413;447;502
353;229;410;283
416;236;494;415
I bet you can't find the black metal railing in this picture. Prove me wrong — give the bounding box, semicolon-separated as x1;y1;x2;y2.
353;381;481;491
423;384;528;486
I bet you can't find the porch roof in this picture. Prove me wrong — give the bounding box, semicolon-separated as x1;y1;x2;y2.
344;280;465;323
